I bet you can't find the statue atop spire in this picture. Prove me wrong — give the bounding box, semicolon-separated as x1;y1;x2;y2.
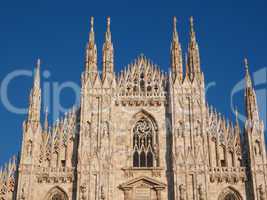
34;58;41;88
187;16;201;81
85;16;97;77
89;16;95;43
105;16;112;42
171;16;183;82
102;16;114;80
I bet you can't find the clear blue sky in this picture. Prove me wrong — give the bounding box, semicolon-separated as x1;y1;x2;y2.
0;0;266;165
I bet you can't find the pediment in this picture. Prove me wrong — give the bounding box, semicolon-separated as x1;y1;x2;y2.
119;176;166;190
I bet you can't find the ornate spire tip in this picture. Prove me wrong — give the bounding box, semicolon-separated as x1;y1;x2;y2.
107;17;111;29
90;17;94;28
190;16;194;31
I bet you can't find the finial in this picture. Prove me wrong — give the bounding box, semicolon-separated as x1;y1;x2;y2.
244;58;252;88
90;16;94;29
172;16;179;43
105;17;112;42
90;16;94;32
34;58;41;88
190;16;194;32
173;16;177;31
107;16;111;32
88;17;95;44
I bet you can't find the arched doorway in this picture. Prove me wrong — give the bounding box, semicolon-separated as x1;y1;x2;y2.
218;187;242;200
44;187;68;200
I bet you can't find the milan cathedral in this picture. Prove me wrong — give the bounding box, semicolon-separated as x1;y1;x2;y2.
0;17;266;200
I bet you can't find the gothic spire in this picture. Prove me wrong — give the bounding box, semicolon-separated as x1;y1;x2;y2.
105;16;111;42
189;16;196;43
244;58;259;121
34;59;41;88
85;16;97;76
89;16;95;43
187;16;201;81
245;58;252;88
27;59;42;127
171;16;183;81
102;16;114;80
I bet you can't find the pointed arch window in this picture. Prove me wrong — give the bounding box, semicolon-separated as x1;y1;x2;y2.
45;187;68;200
133;117;156;167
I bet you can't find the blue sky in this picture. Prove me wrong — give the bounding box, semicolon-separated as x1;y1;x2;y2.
0;0;266;165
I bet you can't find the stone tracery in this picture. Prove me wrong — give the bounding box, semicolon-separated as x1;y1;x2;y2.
133;116;156;168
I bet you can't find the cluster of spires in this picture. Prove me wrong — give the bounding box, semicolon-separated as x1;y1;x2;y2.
85;16;114;81
38;107;78;168
0;156;17;195
171;16;201;82
206;104;241;143
24;17;260;131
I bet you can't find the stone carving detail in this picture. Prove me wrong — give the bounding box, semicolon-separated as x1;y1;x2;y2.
179;184;186;200
259;185;266;200
198;184;205;200
0;17;266;200
133;117;156;168
80;183;87;200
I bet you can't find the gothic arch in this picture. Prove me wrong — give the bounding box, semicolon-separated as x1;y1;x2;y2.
129;110;159;167
129;110;158;130
44;186;68;200
218;187;242;200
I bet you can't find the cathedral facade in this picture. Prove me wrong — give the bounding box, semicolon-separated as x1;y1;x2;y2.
0;17;266;200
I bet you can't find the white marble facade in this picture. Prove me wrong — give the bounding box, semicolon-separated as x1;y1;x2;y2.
0;17;266;200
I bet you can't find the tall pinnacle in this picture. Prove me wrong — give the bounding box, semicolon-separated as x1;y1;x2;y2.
34;59;41;89
187;16;201;80
105;17;112;42
190;16;196;43
102;16;114;79
85;16;97;76
244;58;252;88
173;17;178;42
171;16;183;81
89;16;95;43
28;59;42;126
244;58;259;121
